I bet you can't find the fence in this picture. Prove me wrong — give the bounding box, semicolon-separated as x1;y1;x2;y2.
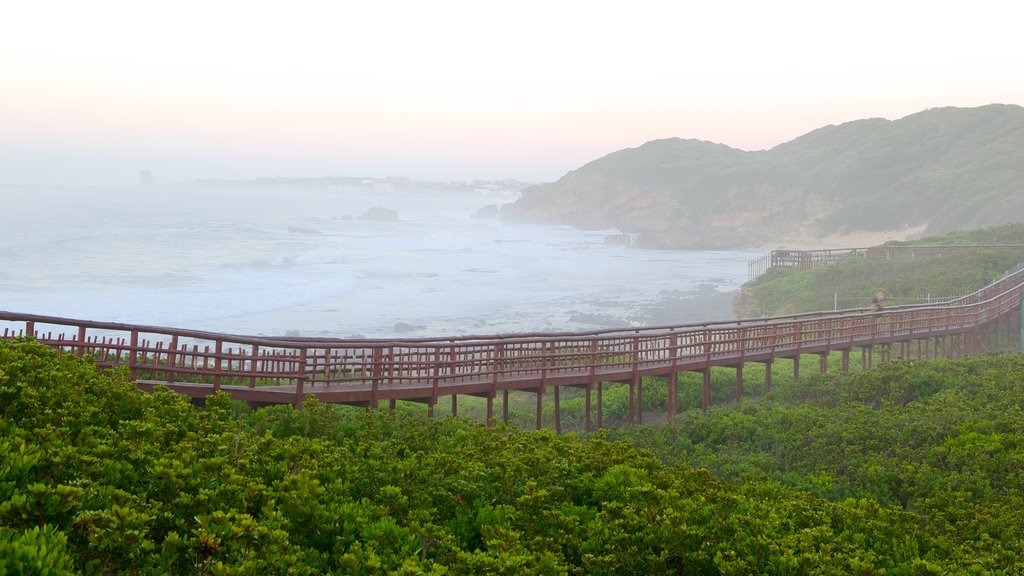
747;244;1024;280
3;258;1024;429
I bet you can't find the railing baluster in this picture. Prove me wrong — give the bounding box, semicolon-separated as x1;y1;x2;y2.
4;259;1024;423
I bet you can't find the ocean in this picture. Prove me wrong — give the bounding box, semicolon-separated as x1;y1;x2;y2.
1;183;759;339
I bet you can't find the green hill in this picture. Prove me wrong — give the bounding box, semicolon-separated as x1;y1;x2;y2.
734;223;1024;317
501;104;1024;248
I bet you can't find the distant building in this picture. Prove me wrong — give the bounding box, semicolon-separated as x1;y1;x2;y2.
371;181;395;194
387;176;410;190
139;170;155;186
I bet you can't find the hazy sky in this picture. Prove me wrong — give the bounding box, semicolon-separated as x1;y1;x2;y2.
3;0;1023;186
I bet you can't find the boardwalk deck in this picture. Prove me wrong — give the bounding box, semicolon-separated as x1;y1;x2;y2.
4;252;1024;430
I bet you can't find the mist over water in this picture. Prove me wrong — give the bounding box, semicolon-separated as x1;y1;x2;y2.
1;185;758;339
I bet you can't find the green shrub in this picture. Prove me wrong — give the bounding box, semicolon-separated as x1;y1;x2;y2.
3;337;1024;573
0;525;76;576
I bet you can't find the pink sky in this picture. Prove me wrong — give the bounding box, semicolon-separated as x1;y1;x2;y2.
2;0;1023;185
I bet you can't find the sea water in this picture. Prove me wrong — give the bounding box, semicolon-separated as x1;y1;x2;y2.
0;184;760;339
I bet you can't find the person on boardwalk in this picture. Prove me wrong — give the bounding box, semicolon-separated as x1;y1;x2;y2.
871;290;886;311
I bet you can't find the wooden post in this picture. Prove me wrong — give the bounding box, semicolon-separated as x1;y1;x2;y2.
213;340;223;392
667;333;679;422
636;375;643;425
307;349;319;390
448;344;457;381
793;323;803;380
764;359;773;393
503;390;510;424
294;347;307;409
628;378;636;426
667;371;678;422
488;343;501;426
586;340;597;432
430;348;442;409
554;385;561;434
585;382;592;433
841;349;850;373
535;387;543;431
1003;313;1012;351
702;329;712;411
735;364;743;402
249;344;260;388
75;325;87;357
630;336;640;425
129;329;139;380
368;347;382;409
167;335;178;384
701;368;711;412
536;343;549;430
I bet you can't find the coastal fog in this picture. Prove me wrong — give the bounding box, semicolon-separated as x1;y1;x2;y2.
0;182;758;338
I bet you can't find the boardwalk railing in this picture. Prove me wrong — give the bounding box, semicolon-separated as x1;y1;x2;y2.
4;257;1024;431
748;244;1024;280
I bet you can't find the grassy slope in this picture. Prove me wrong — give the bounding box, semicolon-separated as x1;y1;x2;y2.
735;223;1024;317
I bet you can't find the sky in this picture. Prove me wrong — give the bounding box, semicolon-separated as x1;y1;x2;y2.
2;0;1023;186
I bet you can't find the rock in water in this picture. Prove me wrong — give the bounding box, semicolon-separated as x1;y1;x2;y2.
359;207;399;221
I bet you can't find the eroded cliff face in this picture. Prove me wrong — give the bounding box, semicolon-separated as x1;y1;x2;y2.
503;165;811;249
501;105;1024;249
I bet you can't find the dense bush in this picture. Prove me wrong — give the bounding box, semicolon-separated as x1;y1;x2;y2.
2;338;1021;573
609;354;1024;572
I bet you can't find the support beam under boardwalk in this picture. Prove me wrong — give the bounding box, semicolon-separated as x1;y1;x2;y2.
667;372;678;423
701;368;711;412
735;364;743;402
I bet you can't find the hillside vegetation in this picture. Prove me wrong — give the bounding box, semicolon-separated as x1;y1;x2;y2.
3;338;1024;573
501;104;1024;248
608;354;1024;572
734;223;1024;317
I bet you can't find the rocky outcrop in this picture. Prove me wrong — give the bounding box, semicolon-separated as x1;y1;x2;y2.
473;204;499;219
359;207;399;222
287;226;323;235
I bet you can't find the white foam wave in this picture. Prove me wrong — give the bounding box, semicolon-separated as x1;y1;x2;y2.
1;185;759;337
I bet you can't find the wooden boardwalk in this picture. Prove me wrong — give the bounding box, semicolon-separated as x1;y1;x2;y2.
748;244;1024;280
4;249;1024;431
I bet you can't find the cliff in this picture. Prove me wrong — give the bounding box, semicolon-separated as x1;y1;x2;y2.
500;104;1024;248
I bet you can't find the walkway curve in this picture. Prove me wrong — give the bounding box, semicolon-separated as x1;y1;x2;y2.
3;252;1023;431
